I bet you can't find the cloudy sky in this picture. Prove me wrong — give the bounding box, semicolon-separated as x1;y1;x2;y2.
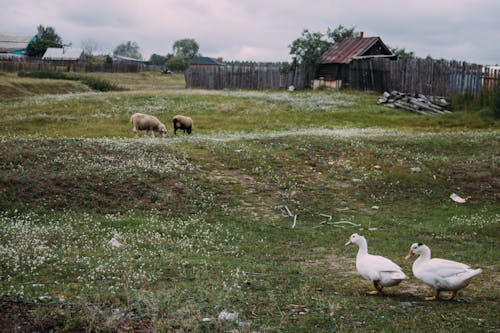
2;0;499;65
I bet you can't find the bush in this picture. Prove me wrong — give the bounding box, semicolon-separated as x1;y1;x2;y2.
17;71;121;92
78;76;120;92
18;70;77;80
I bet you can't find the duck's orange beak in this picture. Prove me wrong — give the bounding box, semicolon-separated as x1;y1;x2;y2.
405;250;414;260
345;239;352;246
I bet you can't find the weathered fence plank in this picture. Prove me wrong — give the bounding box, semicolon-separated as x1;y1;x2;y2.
0;60;144;73
185;62;309;90
348;58;498;96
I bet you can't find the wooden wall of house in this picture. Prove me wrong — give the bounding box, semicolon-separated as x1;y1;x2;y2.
317;64;345;81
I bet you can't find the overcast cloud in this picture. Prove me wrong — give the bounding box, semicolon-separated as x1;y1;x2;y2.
1;0;499;65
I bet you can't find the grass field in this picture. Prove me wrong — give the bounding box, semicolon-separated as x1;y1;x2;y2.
0;71;498;332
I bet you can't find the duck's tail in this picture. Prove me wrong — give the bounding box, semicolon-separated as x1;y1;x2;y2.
459;268;482;280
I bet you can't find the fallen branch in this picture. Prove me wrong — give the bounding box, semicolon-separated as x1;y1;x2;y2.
317;214;361;228
378;91;451;115
275;205;298;228
275;205;293;217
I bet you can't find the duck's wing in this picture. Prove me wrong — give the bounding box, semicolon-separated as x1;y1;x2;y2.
426;258;473;278
359;254;406;280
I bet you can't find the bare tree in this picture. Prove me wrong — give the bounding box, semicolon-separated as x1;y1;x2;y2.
81;38;101;57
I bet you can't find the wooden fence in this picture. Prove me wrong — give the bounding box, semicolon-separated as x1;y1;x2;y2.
185;62;310;90
185;58;499;96
347;58;499;96
2;56;498;96
0;59;144;73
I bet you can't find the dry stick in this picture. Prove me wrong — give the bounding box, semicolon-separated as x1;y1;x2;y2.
317;214;361;228
275;205;298;228
319;213;332;221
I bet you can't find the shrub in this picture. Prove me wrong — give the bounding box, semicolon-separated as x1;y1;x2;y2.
17;71;121;92
18;70;77;80
78;76;121;92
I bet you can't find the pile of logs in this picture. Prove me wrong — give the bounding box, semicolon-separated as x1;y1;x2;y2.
378;91;451;115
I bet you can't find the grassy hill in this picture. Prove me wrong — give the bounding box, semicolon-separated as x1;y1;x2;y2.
0;71;498;332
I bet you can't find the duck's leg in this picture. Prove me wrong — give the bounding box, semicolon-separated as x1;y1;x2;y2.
425;290;441;301
367;281;383;295
445;291;458;301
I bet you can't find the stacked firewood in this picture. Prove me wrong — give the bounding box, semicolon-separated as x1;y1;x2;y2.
378;91;451;114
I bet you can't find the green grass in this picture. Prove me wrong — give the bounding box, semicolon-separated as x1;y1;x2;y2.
0;72;498;332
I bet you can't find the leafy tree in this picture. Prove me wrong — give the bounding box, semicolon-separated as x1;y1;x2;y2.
149;53;167;66
165;54;190;72
289;29;331;69
113;41;142;59
26;25;63;57
104;55;113;64
391;47;415;59
164;38;200;71
326;24;360;42
172;38;199;58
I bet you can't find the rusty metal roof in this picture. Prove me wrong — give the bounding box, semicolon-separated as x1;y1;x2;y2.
318;37;392;64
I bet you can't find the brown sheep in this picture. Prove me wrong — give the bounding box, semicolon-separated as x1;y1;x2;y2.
172;115;193;135
130;113;167;137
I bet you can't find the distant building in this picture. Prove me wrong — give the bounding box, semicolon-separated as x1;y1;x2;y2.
315;34;395;89
189;56;225;67
0;34;37;54
42;47;84;61
113;55;148;63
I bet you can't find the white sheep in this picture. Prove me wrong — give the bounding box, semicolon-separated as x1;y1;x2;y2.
172;115;193;135
130;113;167;137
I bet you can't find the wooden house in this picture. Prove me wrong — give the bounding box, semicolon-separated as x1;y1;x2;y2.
0;34;36;54
316;34;395;88
113;55;148;64
42;47;84;61
189;56;225;67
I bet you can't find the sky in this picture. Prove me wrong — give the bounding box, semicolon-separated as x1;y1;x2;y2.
1;0;499;65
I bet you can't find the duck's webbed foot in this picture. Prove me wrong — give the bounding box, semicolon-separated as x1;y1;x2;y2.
367;281;383;295
425;290;441;301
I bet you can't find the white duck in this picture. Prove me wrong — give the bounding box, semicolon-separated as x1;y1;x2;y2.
406;243;482;301
345;233;407;294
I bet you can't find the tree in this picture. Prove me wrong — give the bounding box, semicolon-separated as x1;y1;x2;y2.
164;38;201;72
165;54;190;72
81;38;101;58
288;29;331;73
149;53;167;66
172;38;199;58
26;25;63;57
113;41;142;59
326;24;360;43
390;47;415;59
